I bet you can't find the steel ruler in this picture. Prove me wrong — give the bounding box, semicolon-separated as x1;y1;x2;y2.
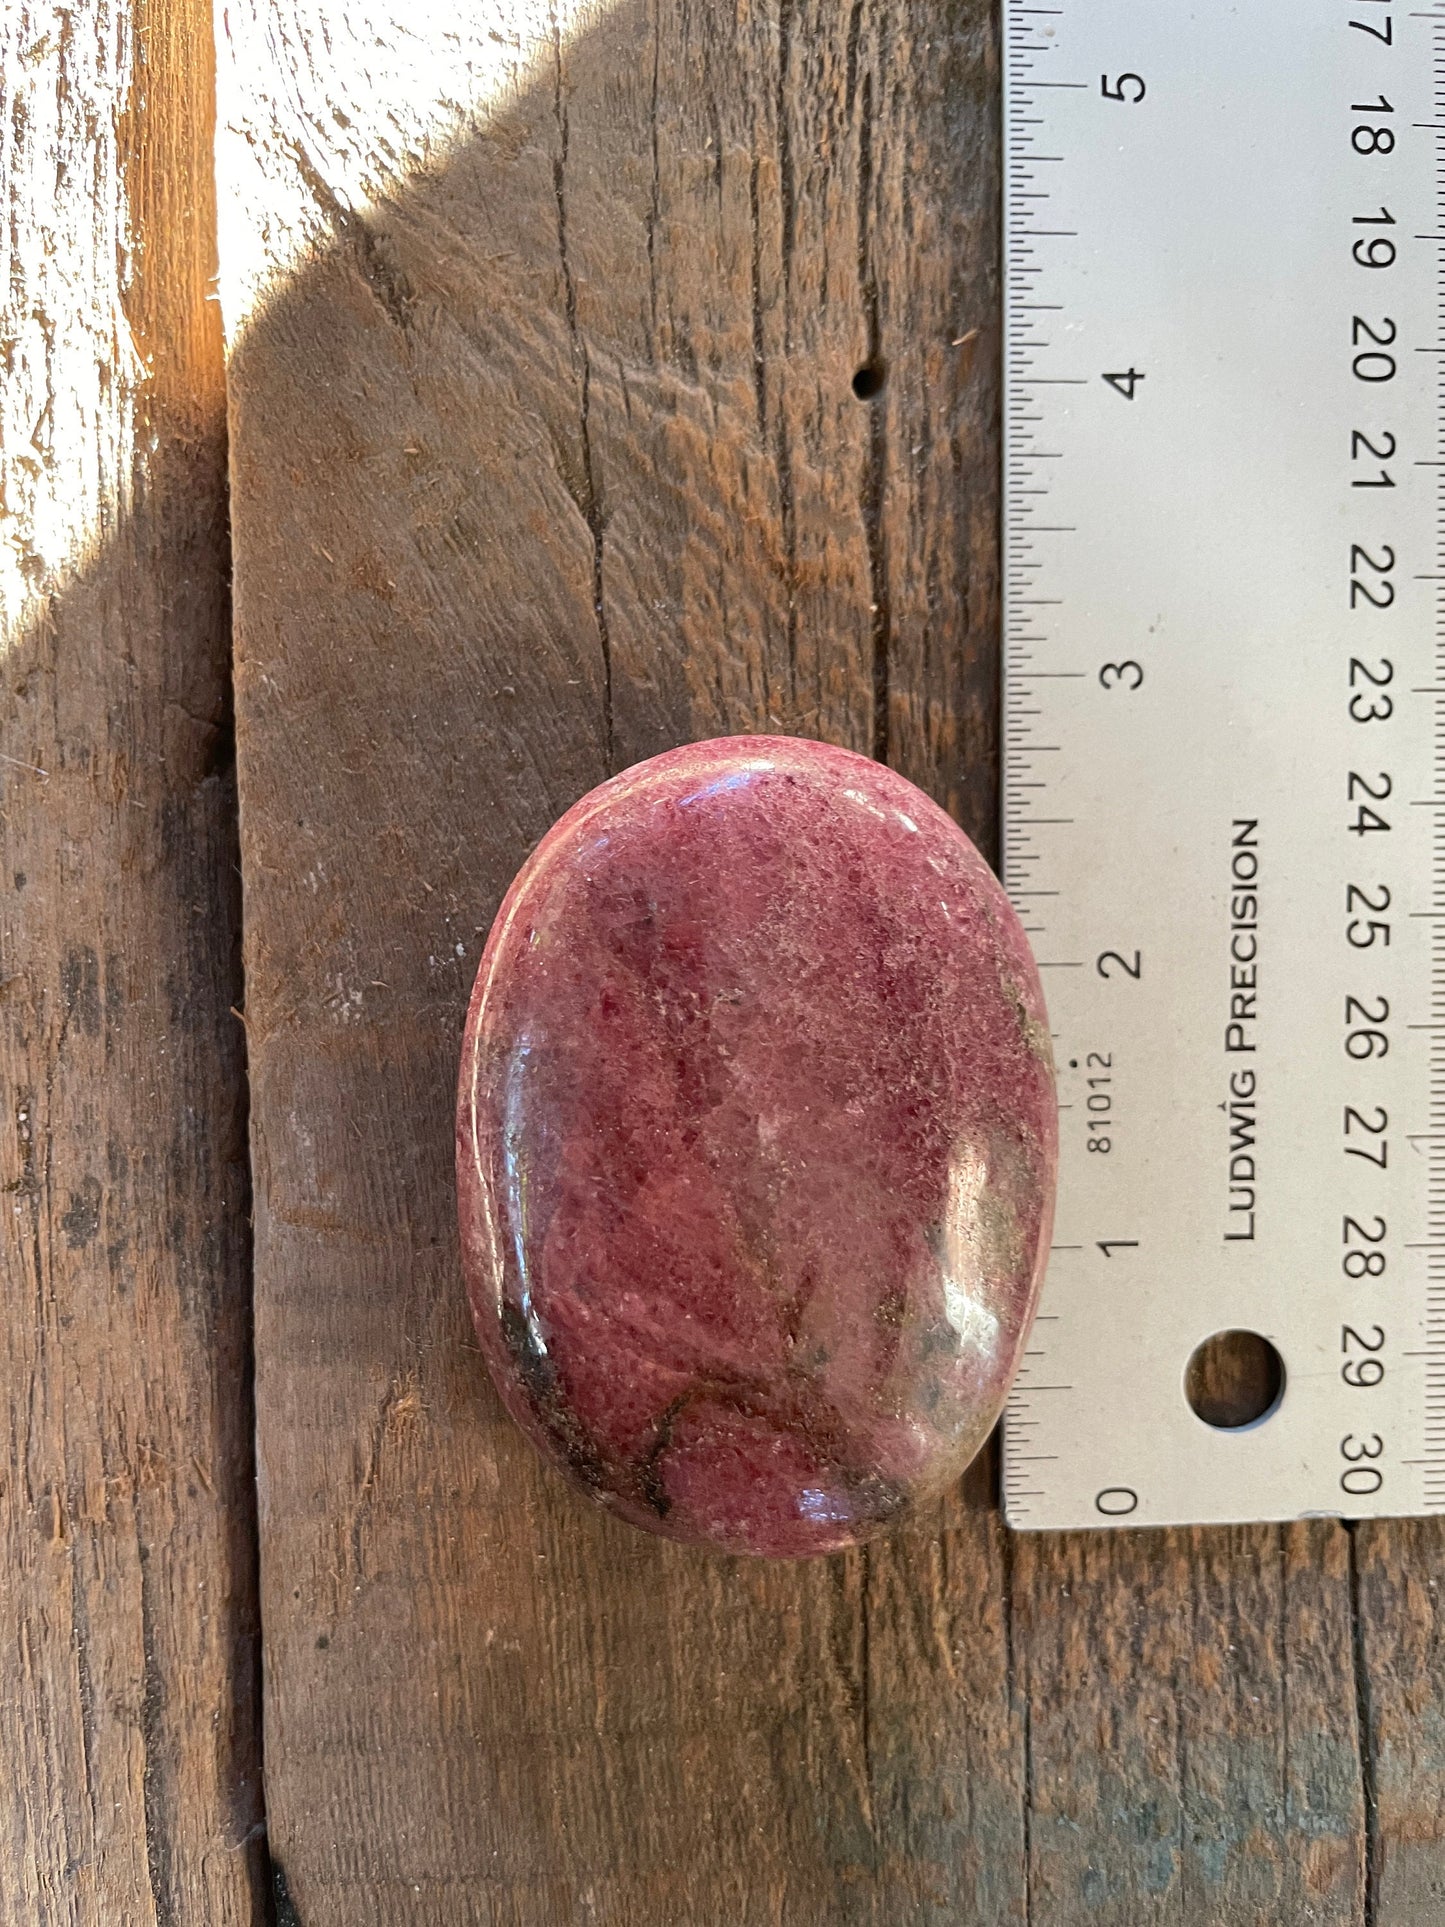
1001;0;1445;1527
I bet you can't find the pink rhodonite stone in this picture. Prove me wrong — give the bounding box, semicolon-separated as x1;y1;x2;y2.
457;737;1057;1557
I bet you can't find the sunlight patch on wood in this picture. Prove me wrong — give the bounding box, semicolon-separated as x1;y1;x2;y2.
1;6;145;660
214;0;614;341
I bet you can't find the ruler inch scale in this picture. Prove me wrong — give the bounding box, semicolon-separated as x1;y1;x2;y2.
1002;0;1445;1529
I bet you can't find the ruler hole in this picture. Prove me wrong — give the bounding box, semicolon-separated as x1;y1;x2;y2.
851;361;887;401
1184;1330;1285;1431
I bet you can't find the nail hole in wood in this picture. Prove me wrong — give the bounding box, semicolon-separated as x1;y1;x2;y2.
851;361;887;400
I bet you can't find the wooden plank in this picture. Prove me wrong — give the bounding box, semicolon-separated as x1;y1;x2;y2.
222;3;1441;1921
1013;1522;1366;1923
0;1;266;1920
1356;1517;1445;1921
221;0;1027;1918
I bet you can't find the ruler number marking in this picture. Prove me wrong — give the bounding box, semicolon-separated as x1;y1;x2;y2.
1346;881;1393;954
1099;660;1144;690
1352;427;1398;489
1353;313;1399;384
1345;991;1391;1057
1345;1104;1391;1167
1348;769;1394;837
1344;1337;1387;1386
1354;204;1400;276
1096;949;1142;980
1100;73;1146;105
1350;542;1398;610
1344;1212;1389;1243
1351;4;1395;48
1352;99;1398;148
1342;1435;1386;1499
1349;656;1396;724
1101;368;1146;400
1094;1487;1140;1517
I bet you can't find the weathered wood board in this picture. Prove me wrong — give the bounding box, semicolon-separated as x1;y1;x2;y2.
209;1;1443;1923
221;5;1022;1918
0;1;265;1921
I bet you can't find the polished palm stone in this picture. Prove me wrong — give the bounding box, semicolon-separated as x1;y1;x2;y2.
457;736;1057;1556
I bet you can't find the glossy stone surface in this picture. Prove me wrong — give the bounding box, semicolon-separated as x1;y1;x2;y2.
457;737;1057;1556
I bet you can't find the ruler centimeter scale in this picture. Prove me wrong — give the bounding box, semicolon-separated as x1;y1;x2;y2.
1001;0;1445;1528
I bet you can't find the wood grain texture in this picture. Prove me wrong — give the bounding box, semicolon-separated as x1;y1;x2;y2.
0;0;265;1921
1013;1523;1365;1925
1355;1516;1445;1923
221;1;1023;1920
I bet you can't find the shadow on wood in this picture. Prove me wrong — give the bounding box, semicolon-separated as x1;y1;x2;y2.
0;0;265;1918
